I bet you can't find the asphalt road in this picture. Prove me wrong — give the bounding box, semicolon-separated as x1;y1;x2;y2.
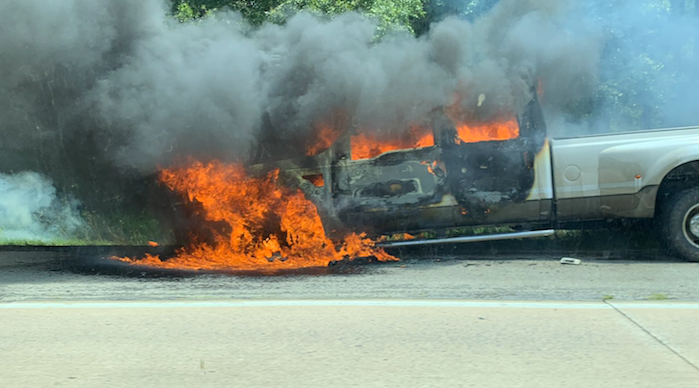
2;247;699;388
0;246;697;302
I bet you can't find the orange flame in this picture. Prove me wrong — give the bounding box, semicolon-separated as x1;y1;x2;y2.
446;91;520;143
454;118;519;144
306;125;342;156
302;174;325;187
351;126;434;160
116;160;396;271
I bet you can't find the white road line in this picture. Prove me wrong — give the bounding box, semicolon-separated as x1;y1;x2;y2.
609;302;699;309
1;300;698;310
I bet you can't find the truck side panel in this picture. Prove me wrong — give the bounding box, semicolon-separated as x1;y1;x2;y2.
551;127;699;220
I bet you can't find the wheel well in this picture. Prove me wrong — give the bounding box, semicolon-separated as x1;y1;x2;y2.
656;161;699;212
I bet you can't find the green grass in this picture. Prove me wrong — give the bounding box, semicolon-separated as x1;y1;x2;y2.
647;293;672;301
0;238;116;246
0;208;175;247
602;294;615;301
81;210;174;246
384;226;517;242
446;226;516;237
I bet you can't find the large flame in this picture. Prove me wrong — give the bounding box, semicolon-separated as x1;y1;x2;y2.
116;160;396;271
454;118;519;144
446;92;520;143
351;126;434;160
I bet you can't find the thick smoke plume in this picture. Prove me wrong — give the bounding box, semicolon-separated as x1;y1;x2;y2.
0;0;696;235
0;0;601;173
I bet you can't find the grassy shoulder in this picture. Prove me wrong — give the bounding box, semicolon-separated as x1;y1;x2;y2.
0;210;175;247
0;238;116;247
80;210;174;246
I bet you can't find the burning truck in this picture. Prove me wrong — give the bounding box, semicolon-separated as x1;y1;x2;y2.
248;93;546;242
117;90;544;271
4;0;698;272
119;87;699;271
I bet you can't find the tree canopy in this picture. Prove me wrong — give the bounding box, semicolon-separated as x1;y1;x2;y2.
170;0;504;34
172;0;425;33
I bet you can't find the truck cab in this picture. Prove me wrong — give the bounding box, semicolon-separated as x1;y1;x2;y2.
249;94;699;262
251;95;551;236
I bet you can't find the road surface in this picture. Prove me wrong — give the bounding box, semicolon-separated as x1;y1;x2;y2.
0;249;697;302
2;248;699;387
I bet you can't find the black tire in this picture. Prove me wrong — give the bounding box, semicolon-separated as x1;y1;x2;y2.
658;187;699;262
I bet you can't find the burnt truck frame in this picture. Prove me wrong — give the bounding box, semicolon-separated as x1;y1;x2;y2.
250;95;699;262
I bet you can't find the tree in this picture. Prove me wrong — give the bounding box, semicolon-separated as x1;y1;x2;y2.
171;0;425;34
268;0;425;35
171;0;284;25
412;0;500;36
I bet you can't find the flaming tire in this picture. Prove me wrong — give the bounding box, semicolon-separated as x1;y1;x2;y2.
658;187;699;262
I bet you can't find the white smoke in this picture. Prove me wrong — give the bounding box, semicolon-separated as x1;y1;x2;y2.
0;172;85;243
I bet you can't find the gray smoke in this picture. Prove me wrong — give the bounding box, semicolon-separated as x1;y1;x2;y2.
583;0;699;133
1;0;695;192
21;0;699;239
0;172;85;243
0;0;605;174
93;11;264;168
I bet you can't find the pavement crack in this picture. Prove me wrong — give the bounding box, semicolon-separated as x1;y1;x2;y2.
605;301;699;374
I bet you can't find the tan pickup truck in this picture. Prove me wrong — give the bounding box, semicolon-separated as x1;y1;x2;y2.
252;96;699;262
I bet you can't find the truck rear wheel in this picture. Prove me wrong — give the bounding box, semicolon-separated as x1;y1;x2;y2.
658;187;699;262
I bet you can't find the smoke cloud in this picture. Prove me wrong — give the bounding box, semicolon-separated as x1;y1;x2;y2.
581;0;699;133
0;172;85;242
0;0;604;173
0;0;696;226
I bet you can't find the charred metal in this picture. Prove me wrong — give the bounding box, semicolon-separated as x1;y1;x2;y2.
249;94;548;238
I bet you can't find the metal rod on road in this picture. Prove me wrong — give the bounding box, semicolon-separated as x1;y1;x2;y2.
377;229;556;248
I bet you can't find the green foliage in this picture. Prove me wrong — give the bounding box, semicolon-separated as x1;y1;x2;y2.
171;0;424;33
413;0;498;35
273;0;371;15
228;0;287;25
366;0;425;35
269;0;425;34
446;226;516;237
174;2;198;21
174;1;217;22
172;0;283;24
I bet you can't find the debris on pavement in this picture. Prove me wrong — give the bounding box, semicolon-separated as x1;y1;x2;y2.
560;257;582;265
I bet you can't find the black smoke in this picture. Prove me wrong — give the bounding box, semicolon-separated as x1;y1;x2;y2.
4;0;693;239
0;0;603;173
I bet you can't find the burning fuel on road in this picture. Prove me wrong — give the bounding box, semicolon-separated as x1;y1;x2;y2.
115;161;396;271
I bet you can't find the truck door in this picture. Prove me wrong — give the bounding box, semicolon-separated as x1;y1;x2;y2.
441;97;551;226
331;126;454;234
